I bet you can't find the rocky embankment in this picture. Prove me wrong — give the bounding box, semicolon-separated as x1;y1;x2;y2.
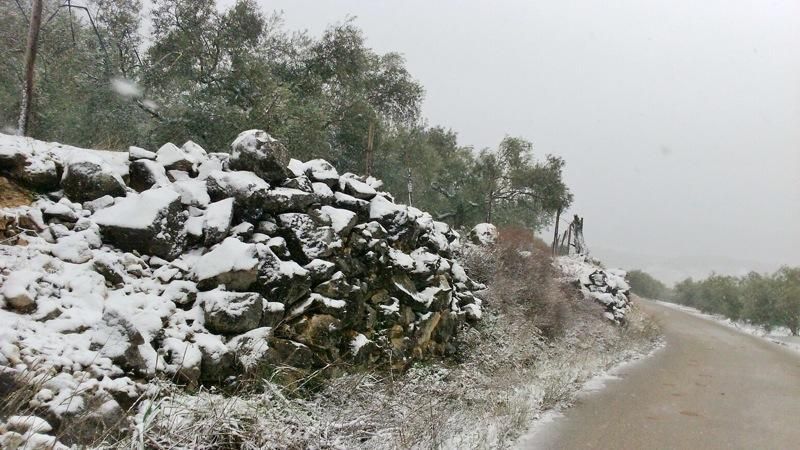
0;131;484;446
557;255;632;322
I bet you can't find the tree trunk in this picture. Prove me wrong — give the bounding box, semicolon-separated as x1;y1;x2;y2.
18;0;44;136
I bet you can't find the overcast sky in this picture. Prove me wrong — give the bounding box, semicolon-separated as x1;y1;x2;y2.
242;0;799;282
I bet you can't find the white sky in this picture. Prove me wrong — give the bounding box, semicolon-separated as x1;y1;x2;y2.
239;0;800;282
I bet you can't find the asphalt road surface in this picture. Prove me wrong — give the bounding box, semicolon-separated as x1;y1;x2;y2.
519;299;800;449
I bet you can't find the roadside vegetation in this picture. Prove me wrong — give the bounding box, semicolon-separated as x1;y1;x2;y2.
626;270;669;300
628;266;800;336
669;269;800;335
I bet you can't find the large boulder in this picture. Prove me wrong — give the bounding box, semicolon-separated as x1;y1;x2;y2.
92;188;187;259
200;289;263;335
228;130;290;183
62;161;126;202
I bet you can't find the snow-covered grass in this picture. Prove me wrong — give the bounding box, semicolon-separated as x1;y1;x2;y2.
655;300;800;353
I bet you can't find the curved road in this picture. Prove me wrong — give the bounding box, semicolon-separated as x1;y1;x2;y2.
519;299;800;449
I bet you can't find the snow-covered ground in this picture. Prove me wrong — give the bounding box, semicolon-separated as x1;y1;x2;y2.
655;300;800;354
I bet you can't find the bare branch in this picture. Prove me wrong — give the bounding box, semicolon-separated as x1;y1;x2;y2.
14;0;28;22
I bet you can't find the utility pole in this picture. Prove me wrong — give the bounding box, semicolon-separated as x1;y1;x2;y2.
18;0;44;136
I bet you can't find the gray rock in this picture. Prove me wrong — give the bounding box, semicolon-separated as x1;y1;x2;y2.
261;301;285;328
304;259;337;283
128;159;169;192
304;159;339;187
282;176;314;193
277;213;335;262
62;161;126;202
229;130;290;183
263;187;316;213
92;187;187;260
206;170;271;222
193;237;260;290
201;289;263;335
257;248;311;305
202;198;234;246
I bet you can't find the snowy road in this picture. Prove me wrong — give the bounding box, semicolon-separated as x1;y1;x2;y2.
519;299;800;449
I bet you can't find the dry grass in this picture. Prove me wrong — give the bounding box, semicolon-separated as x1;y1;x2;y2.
0;176;32;208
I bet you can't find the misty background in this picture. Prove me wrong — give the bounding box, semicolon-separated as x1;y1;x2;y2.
228;0;800;284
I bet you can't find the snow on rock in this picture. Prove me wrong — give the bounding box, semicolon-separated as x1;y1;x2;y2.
128;146;156;161
202;198;234;246
469;223;498;246
92;187;186;259
557;255;632;322
340;173;378;200
278;213;335;262
61;160;127;202
170;179;211;207
226;326;272;371
229;129;289;182
2;270;40;310
200;289;263;335
319;205;358;236
192;237;259;290
304;158;340;186
128;159;170;192
263;187;316;212
156;142;198;172
0;130;486;446
350;333;371;356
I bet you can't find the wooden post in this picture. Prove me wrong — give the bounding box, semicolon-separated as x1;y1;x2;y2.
566;223;573;254
552;207;561;256
18;0;44;136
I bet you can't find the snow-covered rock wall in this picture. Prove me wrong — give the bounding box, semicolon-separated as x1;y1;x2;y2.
0;131;484;437
556;255;631;322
